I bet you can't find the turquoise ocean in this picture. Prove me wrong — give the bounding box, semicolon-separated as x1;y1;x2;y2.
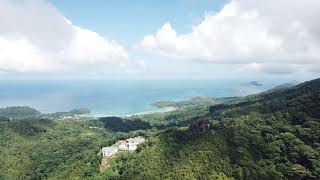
0;78;295;116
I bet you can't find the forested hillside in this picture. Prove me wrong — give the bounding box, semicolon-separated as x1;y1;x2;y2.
1;78;319;180
107;78;320;180
0;106;40;119
0;118;132;179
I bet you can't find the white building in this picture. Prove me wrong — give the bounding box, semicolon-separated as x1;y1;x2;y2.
118;140;129;151
118;136;145;151
101;147;118;157
100;136;145;157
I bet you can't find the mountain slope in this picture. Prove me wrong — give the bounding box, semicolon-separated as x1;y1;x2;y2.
109;78;320;180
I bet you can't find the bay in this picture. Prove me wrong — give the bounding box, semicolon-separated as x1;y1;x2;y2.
0;78;292;116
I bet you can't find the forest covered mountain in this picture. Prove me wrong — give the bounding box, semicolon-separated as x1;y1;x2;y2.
1;78;319;180
105;78;320;179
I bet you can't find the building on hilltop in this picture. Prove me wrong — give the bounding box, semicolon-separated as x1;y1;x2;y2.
100;136;145;157
119;136;145;151
100;147;118;157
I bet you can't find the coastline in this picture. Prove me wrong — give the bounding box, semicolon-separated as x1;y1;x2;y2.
85;106;177;118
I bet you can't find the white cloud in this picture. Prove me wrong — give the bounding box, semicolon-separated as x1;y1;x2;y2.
237;63;305;74
141;0;320;73
62;24;128;65
0;0;135;73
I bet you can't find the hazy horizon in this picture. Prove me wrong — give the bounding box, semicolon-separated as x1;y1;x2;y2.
0;77;306;116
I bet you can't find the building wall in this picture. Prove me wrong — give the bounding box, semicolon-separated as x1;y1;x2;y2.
102;147;118;157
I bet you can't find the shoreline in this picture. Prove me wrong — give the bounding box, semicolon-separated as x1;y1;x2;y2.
84;106;177;118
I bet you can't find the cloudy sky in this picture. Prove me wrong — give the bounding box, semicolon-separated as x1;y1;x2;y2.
0;0;319;79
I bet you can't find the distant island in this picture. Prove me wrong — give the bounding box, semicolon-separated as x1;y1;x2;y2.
241;81;263;87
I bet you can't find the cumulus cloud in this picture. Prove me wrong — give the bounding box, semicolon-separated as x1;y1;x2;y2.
141;0;320;73
0;0;134;73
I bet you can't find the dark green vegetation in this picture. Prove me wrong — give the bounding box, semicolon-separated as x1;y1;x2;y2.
99;117;152;132
1;118;110;179
144;96;237;127
0;106;40;119
0;116;152;180
1;78;319;180
152;96;238;109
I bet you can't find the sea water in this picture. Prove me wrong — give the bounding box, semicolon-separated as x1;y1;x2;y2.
0;78;294;116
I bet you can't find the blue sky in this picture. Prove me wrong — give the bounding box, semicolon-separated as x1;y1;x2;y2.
49;0;227;44
47;0;235;79
0;0;319;80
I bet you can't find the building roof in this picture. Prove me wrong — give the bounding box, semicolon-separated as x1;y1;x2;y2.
127;136;145;144
100;136;145;156
102;146;118;152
